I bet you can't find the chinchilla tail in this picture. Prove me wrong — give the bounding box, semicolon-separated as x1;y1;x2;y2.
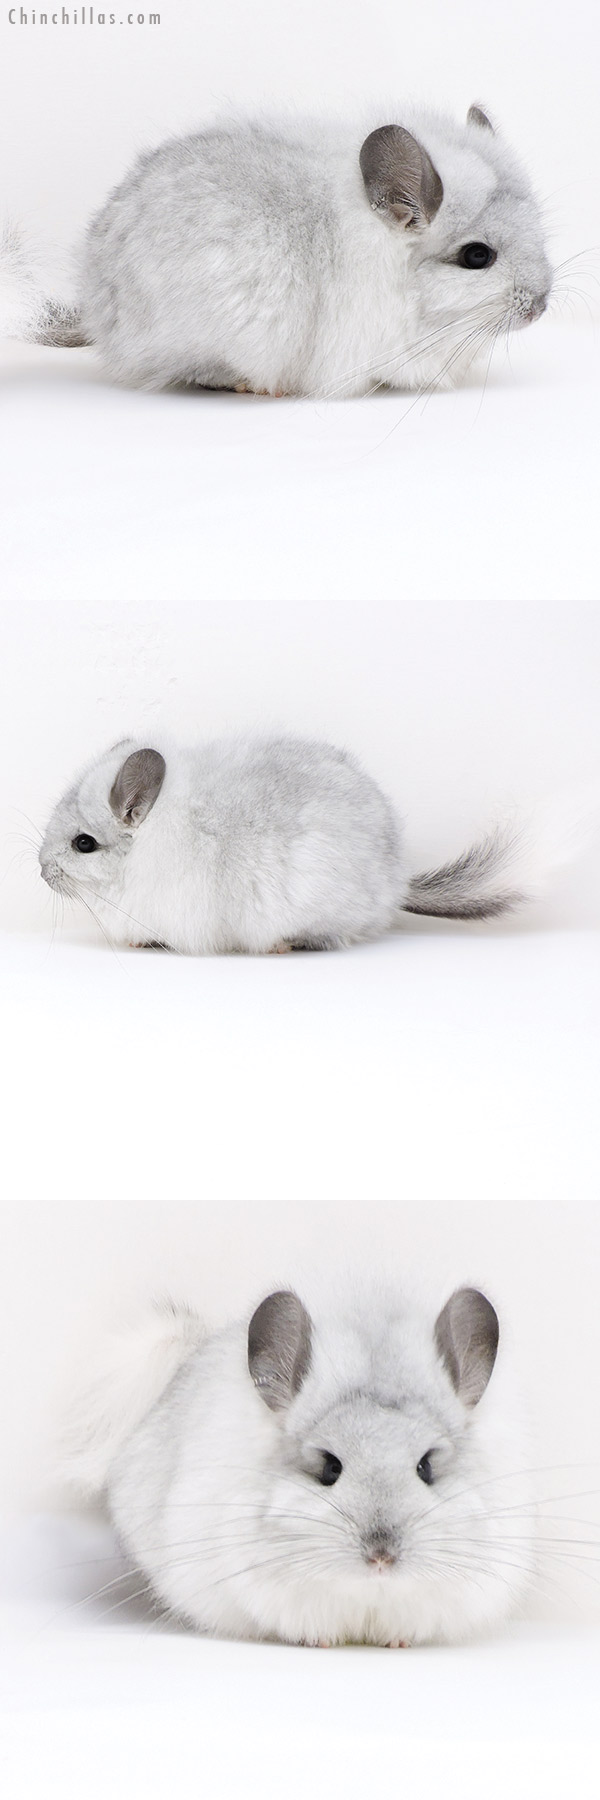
0;219;89;346
403;821;529;920
62;1302;204;1496
402;787;600;921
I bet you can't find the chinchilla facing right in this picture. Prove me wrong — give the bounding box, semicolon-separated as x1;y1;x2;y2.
1;103;552;394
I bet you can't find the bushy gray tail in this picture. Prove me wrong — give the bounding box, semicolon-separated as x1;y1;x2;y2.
62;1302;204;1496
0;220;88;346
403;824;530;921
404;782;600;922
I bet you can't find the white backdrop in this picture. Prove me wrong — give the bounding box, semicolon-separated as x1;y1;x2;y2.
0;0;599;273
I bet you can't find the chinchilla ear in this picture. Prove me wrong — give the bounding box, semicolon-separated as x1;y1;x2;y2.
467;104;494;133
359;125;443;227
434;1288;499;1407
109;748;166;827
248;1291;313;1412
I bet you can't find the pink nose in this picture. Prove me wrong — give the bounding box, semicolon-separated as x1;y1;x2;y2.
366;1550;396;1569
524;294;547;323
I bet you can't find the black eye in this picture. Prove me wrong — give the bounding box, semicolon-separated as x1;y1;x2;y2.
72;834;99;853
319;1452;342;1487
458;242;497;270
416;1454;434;1486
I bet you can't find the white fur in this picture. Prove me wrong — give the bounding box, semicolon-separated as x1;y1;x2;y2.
66;1281;535;1646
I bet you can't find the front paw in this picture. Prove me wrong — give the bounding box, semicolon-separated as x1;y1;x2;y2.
235;382;287;398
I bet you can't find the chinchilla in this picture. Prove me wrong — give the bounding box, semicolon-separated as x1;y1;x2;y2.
64;1279;535;1646
38;732;557;953
1;104;551;394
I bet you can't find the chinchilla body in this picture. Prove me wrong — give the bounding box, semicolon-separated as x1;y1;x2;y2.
67;1283;535;1646
40;735;406;953
2;108;552;395
39;731;544;954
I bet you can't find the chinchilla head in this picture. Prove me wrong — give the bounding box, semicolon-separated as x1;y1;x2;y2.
39;741;166;906
247;1283;533;1637
359;104;552;367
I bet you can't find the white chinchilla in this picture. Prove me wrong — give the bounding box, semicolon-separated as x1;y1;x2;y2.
1;104;552;394
66;1281;535;1646
39;732;550;954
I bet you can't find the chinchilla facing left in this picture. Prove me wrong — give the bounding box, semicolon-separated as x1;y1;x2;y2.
65;1280;535;1646
39;732;548;954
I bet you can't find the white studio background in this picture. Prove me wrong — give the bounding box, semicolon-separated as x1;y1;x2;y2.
0;0;599;276
0;1197;599;1622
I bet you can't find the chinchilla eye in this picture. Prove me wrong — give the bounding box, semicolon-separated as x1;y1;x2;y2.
458;242;497;270
416;1454;434;1486
72;834;99;853
319;1452;342;1487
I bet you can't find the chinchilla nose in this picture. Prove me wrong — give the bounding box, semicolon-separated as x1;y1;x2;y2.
364;1531;397;1569
40;856;60;890
513;280;551;327
526;293;547;322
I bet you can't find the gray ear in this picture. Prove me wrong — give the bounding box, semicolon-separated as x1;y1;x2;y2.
467;104;494;133
359;125;443;227
248;1290;312;1413
435;1288;499;1407
109;748;166;827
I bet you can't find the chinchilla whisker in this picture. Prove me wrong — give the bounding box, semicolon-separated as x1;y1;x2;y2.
470;311;510;425
4;830;41;853
52;1518;354;1602
550;285;597;324
199;1550;349;1596
85;1581;160;1626
552;246;600;273
428;321;501;403
317;298;505;404
160;1469;356;1532
316;308;492;403
423;1540;600;1589
314;317;464;401
419;1465;600;1523
73;890;128;968
420;1546;555;1593
361;314;496;406
84;883;171;952
426;1532;600;1565
9;806;44;842
370;318;499;449
0;847;39;883
109;1526;350;1564
29;1563;157;1638
481;1484;600;1517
